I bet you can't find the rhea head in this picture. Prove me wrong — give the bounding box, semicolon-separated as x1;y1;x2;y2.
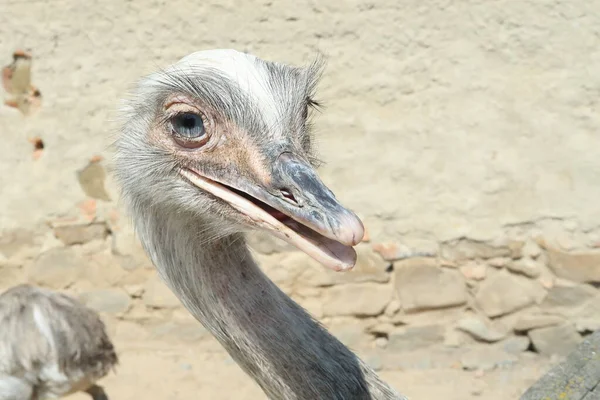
116;49;364;271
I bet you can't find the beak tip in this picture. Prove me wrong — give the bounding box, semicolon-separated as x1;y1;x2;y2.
352;228;364;246
338;211;365;247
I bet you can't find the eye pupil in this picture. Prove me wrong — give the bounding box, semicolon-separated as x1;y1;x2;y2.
182;115;196;129
171;112;205;139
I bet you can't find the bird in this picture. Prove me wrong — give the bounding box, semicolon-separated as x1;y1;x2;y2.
2;50;42;116
0;284;118;400
115;49;407;399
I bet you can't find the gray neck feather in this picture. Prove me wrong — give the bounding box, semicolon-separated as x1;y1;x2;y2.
133;208;405;400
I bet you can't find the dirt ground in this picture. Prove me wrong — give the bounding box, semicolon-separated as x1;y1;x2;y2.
66;320;550;400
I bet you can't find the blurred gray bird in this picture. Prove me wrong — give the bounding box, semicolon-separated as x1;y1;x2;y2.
0;284;118;400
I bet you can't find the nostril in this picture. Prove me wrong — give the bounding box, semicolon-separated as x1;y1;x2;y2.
280;188;298;204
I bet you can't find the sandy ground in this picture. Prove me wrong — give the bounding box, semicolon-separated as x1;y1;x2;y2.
63;319;549;400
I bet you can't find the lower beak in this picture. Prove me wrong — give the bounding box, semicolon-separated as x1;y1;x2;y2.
180;154;365;271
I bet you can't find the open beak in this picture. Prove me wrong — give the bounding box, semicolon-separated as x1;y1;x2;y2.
179;153;365;271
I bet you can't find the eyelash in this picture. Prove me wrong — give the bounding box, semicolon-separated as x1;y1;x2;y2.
159;109;206;129
307;98;321;109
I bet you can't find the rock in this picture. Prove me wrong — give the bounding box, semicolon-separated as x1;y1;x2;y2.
487;257;510;268
459;262;487;281
571;296;600;333
52;222;109;246
374;337;388;349
76;199;97;222
124;284;144;298
328;320;369;348
588;232;600;248
546;246;600;283
294;256;332;287
372;240;436;261
465;280;478;289
78;288;131;314
444;329;474;348
143;275;181;309
367;322;395;336
42;233;68;257
322;283;392;317
78;238;109;256
475;271;544;318
296;244;390;286
528;323;582;356
404;238;439;257
384;299;401;317
391;306;465;326
507;241;525;259
507;258;541;278
257;252;304;290
76;159;111;201
395;258;467;312
0;229;36;259
29;247;83;289
514;314;565;332
539;276;555;289
522;241;542;259
123;303;158;323
336;244;391;284
563;220;579;231
372;242;412;261
297;297;323;319
78;250;130;287
540;284;597;312
293;286;320;298
439;258;458;268
457;317;506;342
500;336;531;354
387;325;445;352
575;319;600;333
460;347;518;371
111;225;152;270
440;239;512;261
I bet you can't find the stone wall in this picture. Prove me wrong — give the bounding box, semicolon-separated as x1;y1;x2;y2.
252;219;600;363
2;183;599;373
1;0;600;240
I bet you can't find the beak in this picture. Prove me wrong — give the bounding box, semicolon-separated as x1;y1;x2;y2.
180;153;365;271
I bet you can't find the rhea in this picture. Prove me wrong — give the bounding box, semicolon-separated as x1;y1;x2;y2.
0;284;117;400
115;49;406;399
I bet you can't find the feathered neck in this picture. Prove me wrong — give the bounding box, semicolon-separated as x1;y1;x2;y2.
132;208;405;400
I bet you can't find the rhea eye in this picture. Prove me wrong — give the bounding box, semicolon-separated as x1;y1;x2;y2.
171;112;205;139
169;112;209;148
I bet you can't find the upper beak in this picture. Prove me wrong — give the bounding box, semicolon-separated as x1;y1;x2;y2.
266;152;364;246
180;152;365;271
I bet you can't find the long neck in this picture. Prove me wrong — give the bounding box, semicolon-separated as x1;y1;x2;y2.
134;210;405;400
